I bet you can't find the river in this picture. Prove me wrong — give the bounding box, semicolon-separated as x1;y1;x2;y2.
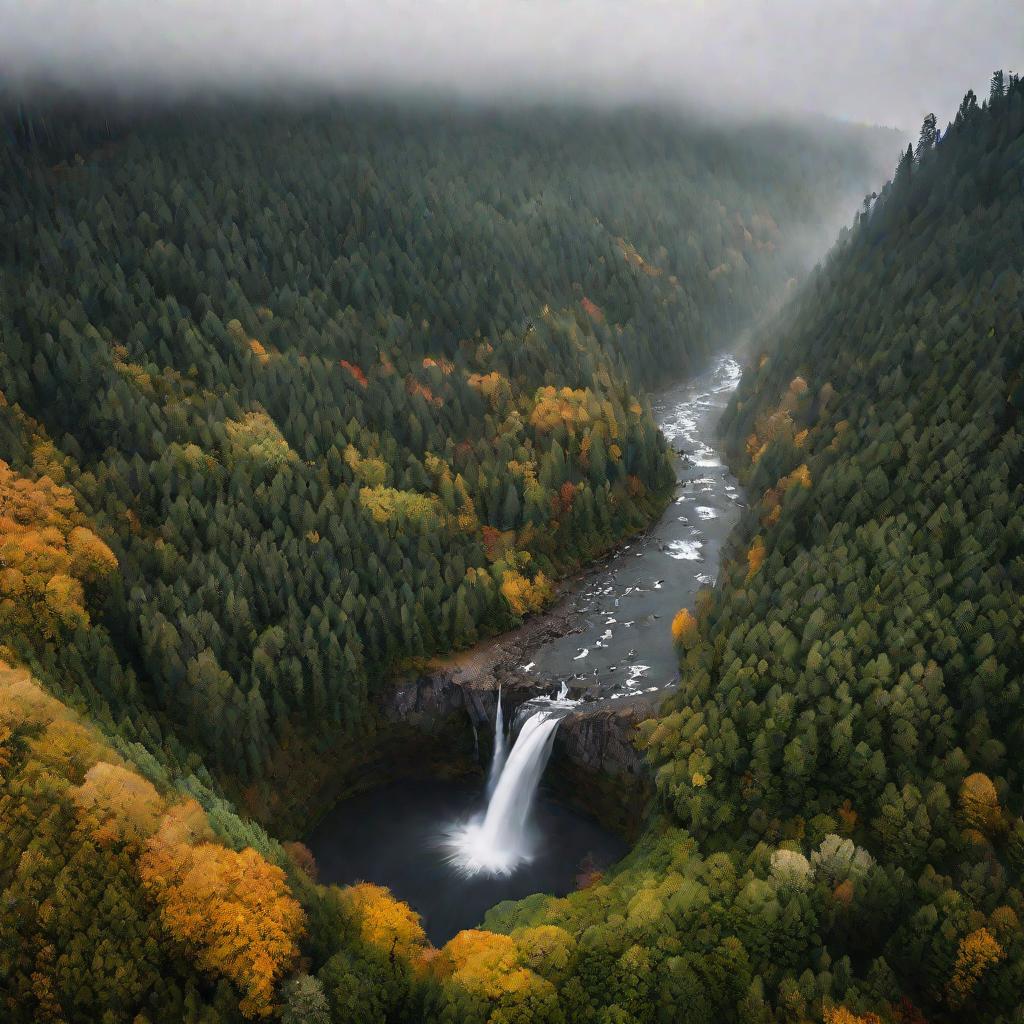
307;352;743;943
524;352;743;704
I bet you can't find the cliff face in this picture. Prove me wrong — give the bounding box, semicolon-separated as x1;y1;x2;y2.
383;601;579;732
384;665;657;775
550;700;656;839
555;702;651;779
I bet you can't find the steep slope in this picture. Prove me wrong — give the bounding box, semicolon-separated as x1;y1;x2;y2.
0;659;304;1021
483;75;1024;1024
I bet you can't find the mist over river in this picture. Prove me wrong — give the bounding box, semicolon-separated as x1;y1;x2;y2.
307;354;744;942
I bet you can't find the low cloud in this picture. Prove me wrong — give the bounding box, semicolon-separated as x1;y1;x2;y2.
1;0;1017;129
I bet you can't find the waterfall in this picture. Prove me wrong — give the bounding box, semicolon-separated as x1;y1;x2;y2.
486;687;506;798
444;708;562;875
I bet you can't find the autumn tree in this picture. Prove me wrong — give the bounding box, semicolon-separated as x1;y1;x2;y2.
141;803;305;1017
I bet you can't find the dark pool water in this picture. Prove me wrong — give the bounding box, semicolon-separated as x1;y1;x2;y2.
306;777;627;943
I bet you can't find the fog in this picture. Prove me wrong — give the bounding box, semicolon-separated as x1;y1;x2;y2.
1;0;1017;130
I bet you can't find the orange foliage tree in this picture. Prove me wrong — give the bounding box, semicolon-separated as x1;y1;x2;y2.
529;386;592;433
746;536;766;581
946;927;1005;1008
339;359;368;387
671;608;699;649
141;804;305;1018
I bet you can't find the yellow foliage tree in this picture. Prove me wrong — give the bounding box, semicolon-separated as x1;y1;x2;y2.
344;444;389;486
467;371;511;407
500;569;553;617
823;1006;882;1024
781;464;812;491
946;927;1004;1008
0;664;108;784
342;882;429;964
0;460;117;641
224;411;295;467
579;433;592;469
359;486;440;528
439;929;554;1006
454;474;478;532
424;452;452;481
959;772;1002;836
513;925;575;982
72;761;165;847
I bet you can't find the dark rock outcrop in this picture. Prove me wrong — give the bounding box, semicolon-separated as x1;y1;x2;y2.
549;698;657;839
383;599;579;734
556;702;652;780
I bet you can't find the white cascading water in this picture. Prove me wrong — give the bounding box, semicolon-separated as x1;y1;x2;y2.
486;687;506;798
444;708;562;875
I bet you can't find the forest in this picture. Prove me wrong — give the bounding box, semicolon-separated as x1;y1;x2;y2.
0;72;1019;1024
0;98;888;812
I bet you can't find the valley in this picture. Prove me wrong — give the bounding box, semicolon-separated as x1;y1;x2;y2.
307;351;744;940
0;62;1020;1024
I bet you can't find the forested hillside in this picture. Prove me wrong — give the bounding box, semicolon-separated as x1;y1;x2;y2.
8;73;1021;1024
0;100;887;807
480;73;1024;1024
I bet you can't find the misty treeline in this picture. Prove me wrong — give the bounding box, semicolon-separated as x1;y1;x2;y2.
0;89;940;1023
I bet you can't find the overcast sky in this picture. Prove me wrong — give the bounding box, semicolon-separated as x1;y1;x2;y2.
1;1;1017;131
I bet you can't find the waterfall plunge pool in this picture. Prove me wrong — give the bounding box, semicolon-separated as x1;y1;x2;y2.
306;774;627;944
